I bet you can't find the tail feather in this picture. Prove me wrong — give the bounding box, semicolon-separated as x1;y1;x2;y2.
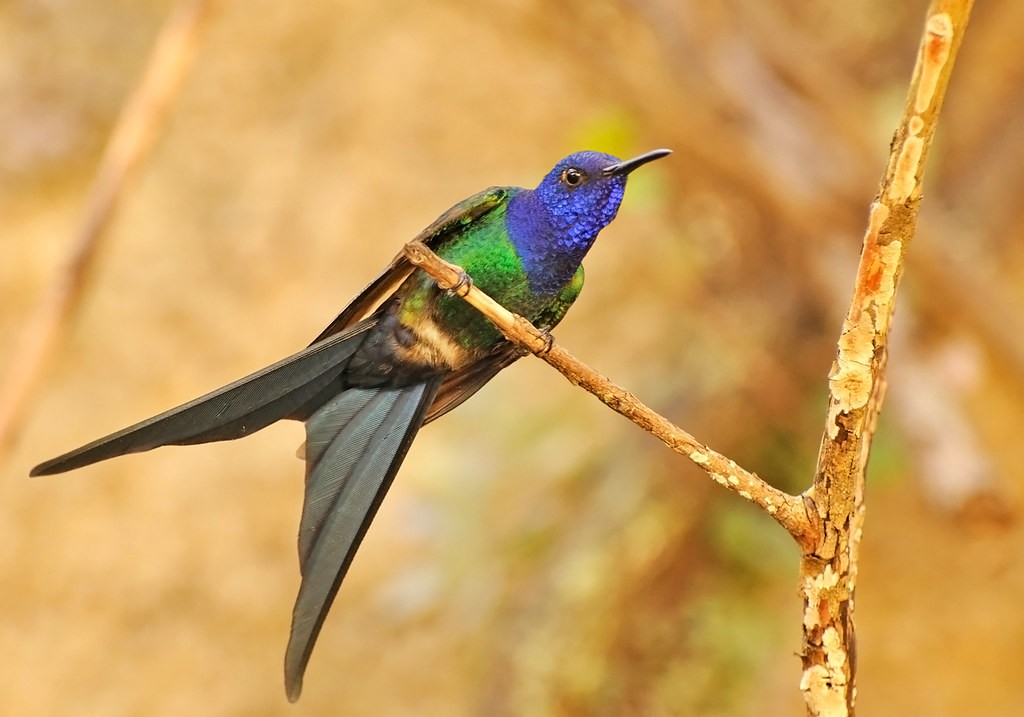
285;378;441;702
30;321;375;476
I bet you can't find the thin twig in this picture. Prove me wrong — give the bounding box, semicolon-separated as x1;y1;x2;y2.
0;0;211;460
402;241;815;547
798;3;973;716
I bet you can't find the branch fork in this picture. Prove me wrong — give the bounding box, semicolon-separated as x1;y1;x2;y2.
405;6;971;715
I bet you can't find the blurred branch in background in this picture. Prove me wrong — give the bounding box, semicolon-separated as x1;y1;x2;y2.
0;0;211;462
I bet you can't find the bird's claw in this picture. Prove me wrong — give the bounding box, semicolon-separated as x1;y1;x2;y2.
446;271;473;298
536;329;555;355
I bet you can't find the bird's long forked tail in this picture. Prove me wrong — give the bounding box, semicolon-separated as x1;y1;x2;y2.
285;378;442;702
30;321;377;477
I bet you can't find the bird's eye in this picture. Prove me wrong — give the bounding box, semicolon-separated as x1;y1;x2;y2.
560;167;585;188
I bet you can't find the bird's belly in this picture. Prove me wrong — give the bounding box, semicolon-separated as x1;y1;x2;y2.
342;305;480;389
399;316;478;371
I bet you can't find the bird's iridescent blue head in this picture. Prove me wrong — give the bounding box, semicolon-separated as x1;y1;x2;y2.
507;148;671;294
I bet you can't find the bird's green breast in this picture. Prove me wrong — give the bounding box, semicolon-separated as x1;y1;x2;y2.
397;200;576;356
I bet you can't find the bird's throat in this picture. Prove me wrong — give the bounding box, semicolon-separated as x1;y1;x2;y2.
506;191;592;296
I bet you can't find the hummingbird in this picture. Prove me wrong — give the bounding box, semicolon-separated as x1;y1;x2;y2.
31;148;671;700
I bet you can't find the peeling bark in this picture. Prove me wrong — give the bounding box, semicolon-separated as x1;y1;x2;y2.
799;3;973;715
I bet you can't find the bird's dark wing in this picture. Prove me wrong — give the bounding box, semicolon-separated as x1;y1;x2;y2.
310;186;512;343
30;320;377;477
284;377;442;702
424;342;525;424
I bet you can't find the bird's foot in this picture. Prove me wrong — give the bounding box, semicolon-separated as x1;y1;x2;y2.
446;270;474;298
536;329;555;355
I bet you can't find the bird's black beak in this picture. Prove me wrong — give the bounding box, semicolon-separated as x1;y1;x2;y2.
601;148;672;177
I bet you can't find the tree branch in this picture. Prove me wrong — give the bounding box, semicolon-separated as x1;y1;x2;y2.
406;4;971;715
402;241;815;547
0;0;210;461
798;3;973;715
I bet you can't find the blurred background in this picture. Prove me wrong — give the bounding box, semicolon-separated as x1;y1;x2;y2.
2;0;1022;715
